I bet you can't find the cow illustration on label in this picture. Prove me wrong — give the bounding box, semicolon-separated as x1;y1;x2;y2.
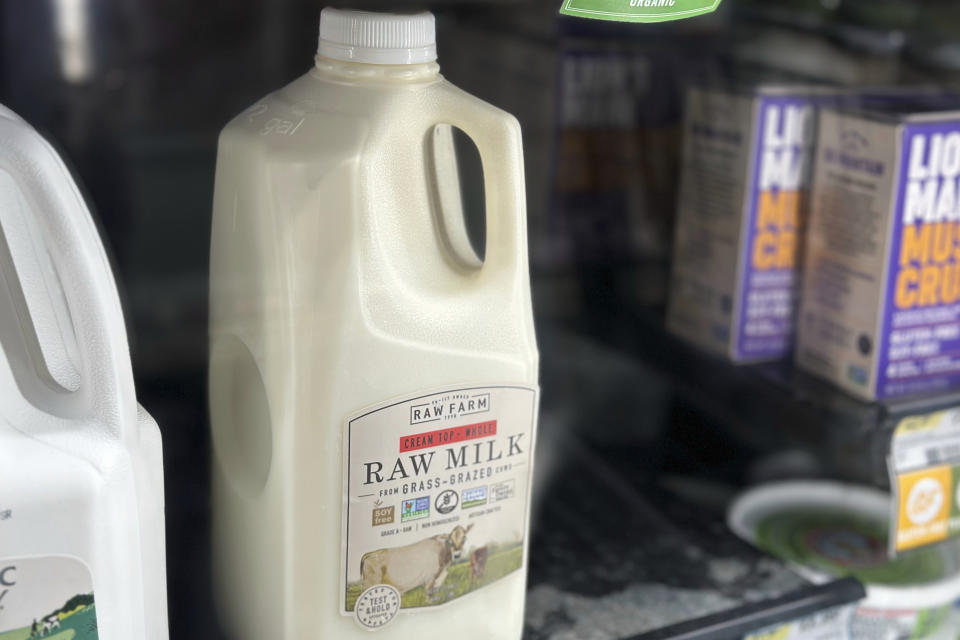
469;547;488;584
361;524;474;596
0;557;100;639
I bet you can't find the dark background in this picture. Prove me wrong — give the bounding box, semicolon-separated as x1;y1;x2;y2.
4;1;960;637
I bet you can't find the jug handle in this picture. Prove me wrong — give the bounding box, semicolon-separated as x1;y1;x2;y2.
0;110;137;441
427;84;528;277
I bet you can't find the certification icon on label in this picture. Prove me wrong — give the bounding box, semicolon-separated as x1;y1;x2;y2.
435;489;459;515
355;584;401;630
400;497;430;522
462;486;488;509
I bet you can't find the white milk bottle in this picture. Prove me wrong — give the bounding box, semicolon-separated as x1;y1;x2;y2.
0;106;168;639
209;8;539;639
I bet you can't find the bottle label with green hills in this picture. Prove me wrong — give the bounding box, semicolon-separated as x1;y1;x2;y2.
0;556;99;640
559;0;722;23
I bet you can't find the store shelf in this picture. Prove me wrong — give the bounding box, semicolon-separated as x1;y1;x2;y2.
523;433;864;640
579;307;960;488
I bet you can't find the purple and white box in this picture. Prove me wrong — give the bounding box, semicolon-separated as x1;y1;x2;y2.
668;84;944;364
797;103;960;401
668;85;842;362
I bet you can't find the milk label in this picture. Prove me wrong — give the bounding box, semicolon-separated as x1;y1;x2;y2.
341;385;538;629
0;556;100;639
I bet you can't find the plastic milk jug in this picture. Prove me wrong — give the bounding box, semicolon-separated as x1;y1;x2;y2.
0;106;168;639
209;8;539;639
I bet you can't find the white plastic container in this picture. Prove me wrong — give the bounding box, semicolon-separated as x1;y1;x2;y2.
0;106;168;639
730;481;960;639
209;9;539;639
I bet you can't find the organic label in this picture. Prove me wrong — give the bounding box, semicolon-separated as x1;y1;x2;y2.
341;385;538;630
0;556;99;639
889;408;960;552
560;0;722;23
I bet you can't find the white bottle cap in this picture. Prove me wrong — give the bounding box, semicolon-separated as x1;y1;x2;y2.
318;8;437;65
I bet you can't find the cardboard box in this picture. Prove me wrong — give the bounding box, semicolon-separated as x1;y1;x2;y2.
798;100;960;400
667;84;943;363
667;84;837;362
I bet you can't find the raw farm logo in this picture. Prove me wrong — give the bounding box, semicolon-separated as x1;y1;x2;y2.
409;392;490;425
560;0;722;23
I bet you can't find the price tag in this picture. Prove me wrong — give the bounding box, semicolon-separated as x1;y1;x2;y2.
888;408;960;553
